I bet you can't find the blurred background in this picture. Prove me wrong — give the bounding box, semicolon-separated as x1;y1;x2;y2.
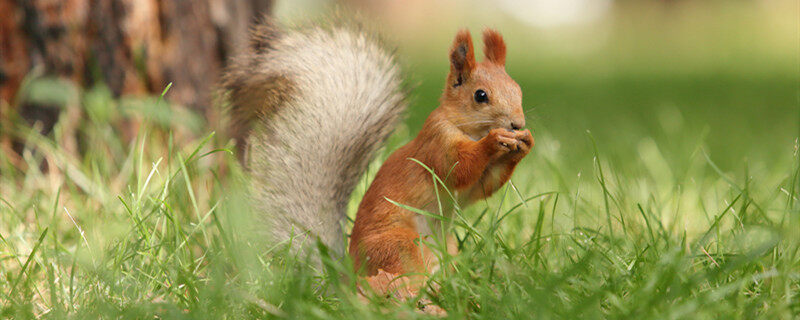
1;0;797;172
1;2;798;317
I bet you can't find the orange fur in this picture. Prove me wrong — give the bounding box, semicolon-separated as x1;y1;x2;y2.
449;29;476;86
482;29;506;66
349;29;533;296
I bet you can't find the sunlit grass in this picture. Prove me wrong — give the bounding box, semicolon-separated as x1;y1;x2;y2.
1;2;798;312
1;72;798;319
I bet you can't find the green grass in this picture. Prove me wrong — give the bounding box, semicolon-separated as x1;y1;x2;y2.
1;72;798;319
1;4;799;314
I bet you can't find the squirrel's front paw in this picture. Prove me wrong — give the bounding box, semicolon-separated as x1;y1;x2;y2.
485;128;518;157
511;129;533;158
509;129;533;161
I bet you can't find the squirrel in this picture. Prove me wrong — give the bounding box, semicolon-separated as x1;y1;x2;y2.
222;18;532;298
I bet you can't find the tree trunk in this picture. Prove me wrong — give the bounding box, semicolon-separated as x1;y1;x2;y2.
0;0;272;126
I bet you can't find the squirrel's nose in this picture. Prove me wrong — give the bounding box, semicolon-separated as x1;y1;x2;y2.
510;120;525;131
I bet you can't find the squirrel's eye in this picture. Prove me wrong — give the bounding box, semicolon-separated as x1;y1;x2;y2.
474;89;489;103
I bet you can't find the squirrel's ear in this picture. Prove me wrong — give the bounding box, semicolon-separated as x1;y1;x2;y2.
482;29;506;66
449;29;475;87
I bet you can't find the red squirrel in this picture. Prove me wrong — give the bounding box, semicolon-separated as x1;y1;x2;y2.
350;29;532;291
223;18;531;300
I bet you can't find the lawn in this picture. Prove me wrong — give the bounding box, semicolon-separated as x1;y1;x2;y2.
1;4;799;319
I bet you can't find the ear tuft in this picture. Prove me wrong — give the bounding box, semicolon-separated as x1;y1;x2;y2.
482;29;506;66
449;29;475;87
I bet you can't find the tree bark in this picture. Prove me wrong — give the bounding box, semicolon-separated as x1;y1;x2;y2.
0;0;272;123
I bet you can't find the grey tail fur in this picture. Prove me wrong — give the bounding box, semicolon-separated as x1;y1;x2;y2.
221;18;406;256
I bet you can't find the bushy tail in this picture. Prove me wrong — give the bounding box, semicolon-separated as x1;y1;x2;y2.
221;19;406;256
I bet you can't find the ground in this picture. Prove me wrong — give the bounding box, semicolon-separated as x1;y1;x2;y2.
1;6;799;317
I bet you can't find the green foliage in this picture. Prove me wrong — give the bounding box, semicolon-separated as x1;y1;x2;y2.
1;4;798;314
1;73;797;319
